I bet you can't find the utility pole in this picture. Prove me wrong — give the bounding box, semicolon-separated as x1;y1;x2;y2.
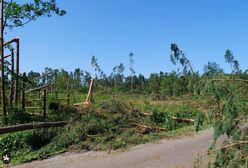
0;0;7;125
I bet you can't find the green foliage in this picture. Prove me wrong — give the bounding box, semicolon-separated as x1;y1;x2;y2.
4;0;66;30
91;55;105;79
26;128;59;150
0;133;27;154
170;43;194;74
203;76;248;167
0;95;207;164
195;112;204;132
7;107;40;124
224;50;241;74
203;62;224;77
151;104;203;130
48;102;80;121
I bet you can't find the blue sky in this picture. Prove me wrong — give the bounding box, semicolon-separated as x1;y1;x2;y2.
6;0;248;76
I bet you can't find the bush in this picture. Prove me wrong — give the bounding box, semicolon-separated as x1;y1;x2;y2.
7;107;32;124
151;104;203;130
26;128;59;150
0;133;27;154
49;102;80;121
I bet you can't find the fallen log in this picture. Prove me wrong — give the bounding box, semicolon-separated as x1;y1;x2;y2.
141;112;152;116
141;112;195;123
0;121;67;134
171;117;195;123
133;123;167;132
25;83;53;93
25;107;40;109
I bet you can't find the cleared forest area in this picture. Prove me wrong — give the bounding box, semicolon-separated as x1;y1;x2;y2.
0;1;248;168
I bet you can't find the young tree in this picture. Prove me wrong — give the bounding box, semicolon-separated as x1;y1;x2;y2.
27;70;41;87
112;63;125;86
148;73;161;95
203;62;223;77
73;68;82;89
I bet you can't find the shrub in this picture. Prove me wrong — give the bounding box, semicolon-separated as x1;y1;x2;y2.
0;133;27;154
7;107;32;124
49;103;79;121
26;128;59;150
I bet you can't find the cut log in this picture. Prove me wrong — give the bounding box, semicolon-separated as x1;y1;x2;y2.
141;112;152;116
171;117;195;123
0;121;67;134
134;123;167;131
141;113;195;123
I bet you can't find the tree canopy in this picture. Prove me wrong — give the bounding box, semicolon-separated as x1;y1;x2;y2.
3;0;66;31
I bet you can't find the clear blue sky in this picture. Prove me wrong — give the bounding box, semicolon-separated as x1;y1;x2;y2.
6;0;248;76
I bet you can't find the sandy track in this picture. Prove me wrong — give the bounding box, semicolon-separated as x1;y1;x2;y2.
12;129;214;168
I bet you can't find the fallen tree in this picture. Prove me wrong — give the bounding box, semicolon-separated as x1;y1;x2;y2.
0;121;67;134
141;112;195;123
171;117;195;123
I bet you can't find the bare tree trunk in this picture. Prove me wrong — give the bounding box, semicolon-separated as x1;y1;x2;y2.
15;38;20;107
9;48;14;107
0;0;7;125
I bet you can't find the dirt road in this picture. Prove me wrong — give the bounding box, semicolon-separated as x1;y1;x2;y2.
12;129;215;168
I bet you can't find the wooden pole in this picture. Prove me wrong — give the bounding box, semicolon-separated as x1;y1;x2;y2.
14;38;20;106
42;89;47;120
21;73;26;113
0;0;7;125
9;48;14;107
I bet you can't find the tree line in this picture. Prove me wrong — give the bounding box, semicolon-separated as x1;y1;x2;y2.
24;45;248;101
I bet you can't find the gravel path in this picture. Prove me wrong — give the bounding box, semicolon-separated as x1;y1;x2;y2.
12;129;215;168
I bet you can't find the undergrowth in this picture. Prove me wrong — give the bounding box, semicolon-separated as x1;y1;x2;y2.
0;97;205;165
